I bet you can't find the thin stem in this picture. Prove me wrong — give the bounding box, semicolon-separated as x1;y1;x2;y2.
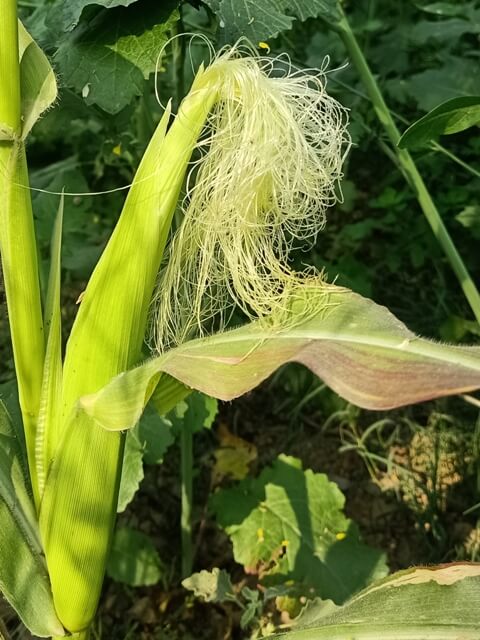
431;141;480;180
180;425;194;579
336;9;480;324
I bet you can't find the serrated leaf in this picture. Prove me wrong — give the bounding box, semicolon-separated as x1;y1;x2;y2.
211;455;387;603
271;564;480;639
107;527;164;586
79;286;480;434
54;0;179;113
169;391;218;437
138;404;174;465
399;96;480;148
182;568;235;603
0;403;64;637
204;0;341;43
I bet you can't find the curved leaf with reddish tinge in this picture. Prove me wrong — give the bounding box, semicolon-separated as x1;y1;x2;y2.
270;563;480;639
79;287;480;431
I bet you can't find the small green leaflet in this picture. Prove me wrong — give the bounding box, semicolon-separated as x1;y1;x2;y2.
211;455;387;604
204;0;341;43
107;527;164;586
182;568;235;603
399;96;480;148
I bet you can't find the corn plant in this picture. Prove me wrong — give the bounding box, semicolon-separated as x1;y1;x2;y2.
1;2;480;638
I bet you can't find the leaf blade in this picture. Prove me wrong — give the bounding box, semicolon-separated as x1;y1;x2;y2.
79;286;480;433
399;96;480;148
0;403;64;637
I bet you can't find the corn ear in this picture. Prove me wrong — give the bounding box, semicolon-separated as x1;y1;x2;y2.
40;72;220;632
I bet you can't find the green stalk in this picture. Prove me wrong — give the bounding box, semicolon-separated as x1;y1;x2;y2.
335;9;480;324
180;425;193;578
0;0;45;504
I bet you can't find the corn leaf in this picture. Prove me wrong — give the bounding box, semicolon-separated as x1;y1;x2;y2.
270;564;480;639
18;21;57;139
0;402;64;637
35;196;64;498
79;286;480;431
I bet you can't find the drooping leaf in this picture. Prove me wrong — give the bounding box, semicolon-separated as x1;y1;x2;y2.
79;286;480;432
53;0;180;113
204;0;341;43
106;527;164;586
399;96;480;148
211;455;387;603
270;564;480;639
18;21;57;138
182;568;236;603
0;403;64;637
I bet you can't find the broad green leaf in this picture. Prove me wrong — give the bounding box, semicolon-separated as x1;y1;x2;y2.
106;527;164;586
138;405;175;465
79;286;480;432
169;392;218;437
182;568;236;603
46;0;144;32
271;564;480;639
204;0;341;43
399;96;480;148
18;22;57;139
211;455;387;603
0;403;64;637
117;406;174;511
35;195;63;498
407;58;480;111
54;0;180;113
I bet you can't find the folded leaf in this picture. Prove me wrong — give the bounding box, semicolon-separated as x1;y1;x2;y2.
35;196;64;499
398;96;480;148
79;286;480;431
270;563;480;639
18;21;58;139
0;403;64;637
